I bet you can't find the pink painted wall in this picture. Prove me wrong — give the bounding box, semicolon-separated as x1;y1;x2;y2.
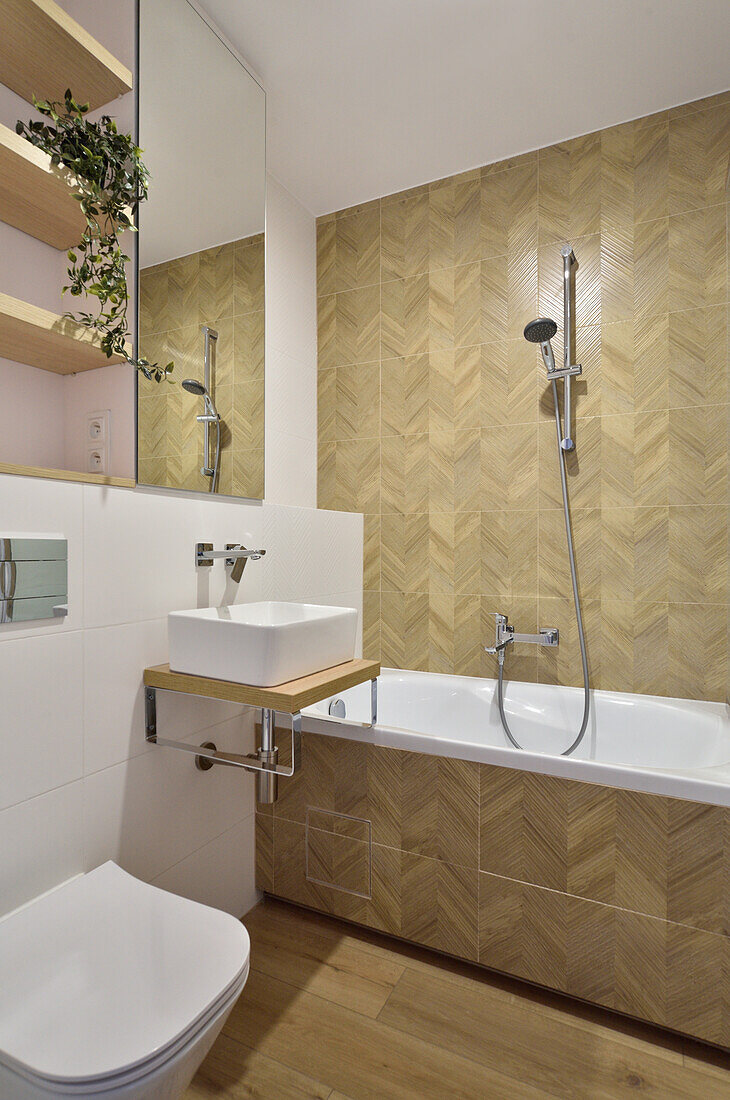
0;0;137;477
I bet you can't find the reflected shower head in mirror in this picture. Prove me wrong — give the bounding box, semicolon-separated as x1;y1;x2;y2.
523;317;557;373
182;377;206;397
182;378;219;419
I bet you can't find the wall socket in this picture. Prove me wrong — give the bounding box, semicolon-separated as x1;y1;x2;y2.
85;411;111;474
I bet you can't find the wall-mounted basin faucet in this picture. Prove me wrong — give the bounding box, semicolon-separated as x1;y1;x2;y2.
195;542;266;583
226;544;265;583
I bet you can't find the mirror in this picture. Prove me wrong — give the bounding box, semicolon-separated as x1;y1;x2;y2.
137;0;265;498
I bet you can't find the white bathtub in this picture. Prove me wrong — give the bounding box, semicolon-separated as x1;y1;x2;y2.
304;668;730;806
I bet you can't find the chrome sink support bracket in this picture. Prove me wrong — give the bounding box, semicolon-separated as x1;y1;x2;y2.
303;676;378;731
144;686;302;781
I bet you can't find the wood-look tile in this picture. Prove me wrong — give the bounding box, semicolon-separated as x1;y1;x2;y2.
380;591;429;670
478;872;567;991
377;960;723;1100
318;205;380;295
234;965;557;1100
401;853;479;961
244;901;404;1018
318;284;380;369
316;94;730;703
380;355;429;436
255;813;273;892
334;363;380;440
668;204;727;313
482;509;539;598
380;512;429;592
187;1032;332;1099
538;134;602;245
482;423;538;510
380;433;428;514
668;101;730;215
481;338;539;426
234;237;265;315
198;241;235;324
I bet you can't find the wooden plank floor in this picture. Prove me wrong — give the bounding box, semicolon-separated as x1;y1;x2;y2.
187;898;730;1099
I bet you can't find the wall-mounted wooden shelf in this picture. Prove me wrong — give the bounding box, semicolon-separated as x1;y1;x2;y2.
1;0;133;110
0;462;135;488
0;123;87;249
144;659;381;715
0;291;130;374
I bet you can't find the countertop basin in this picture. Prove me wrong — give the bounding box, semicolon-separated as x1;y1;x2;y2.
168;601;358;687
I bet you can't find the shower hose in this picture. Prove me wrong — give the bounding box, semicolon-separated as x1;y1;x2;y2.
497;378;590;757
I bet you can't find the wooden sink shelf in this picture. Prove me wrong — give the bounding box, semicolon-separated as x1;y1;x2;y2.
0;122;87;249
0;291;130;373
143;658;381;715
143;659;380;795
1;0;133;110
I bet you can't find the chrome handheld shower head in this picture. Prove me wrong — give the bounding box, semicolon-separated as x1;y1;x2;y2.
182;378;219;420
523;318;558;374
181;377;206;397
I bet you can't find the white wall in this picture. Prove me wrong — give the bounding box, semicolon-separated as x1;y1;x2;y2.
0;2;359;921
0;480;362;918
264;175;318;507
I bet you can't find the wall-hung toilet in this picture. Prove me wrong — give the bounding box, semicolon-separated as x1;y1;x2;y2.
0;862;250;1099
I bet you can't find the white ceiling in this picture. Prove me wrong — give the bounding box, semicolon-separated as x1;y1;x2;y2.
202;0;730;217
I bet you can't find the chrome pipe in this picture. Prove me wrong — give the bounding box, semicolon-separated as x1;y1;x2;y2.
257;708;279;804
200;325;219;480
561;246;576;451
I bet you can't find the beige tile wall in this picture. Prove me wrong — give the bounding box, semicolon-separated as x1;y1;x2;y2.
316;92;730;699
138;233;265;498
258;731;730;1047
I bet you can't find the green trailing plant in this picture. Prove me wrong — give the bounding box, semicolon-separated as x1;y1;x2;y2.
16;90;172;382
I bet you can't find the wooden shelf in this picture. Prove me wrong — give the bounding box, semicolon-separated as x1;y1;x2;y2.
144;659;381;715
0;462;135;488
1;0;132;110
0;291;129;374
0;122;87;248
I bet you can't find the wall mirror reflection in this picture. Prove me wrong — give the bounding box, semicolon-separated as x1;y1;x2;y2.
137;0;265;498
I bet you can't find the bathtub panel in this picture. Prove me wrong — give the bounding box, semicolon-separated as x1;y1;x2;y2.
565;783;617;904
566;894;617;1007
262;731;730;1047
255;813;274;893
480;764;730;933
400;853;479;962
268;731;480;869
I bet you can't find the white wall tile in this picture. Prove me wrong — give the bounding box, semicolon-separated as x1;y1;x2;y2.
152;814;258;917
82;485;200;628
83;718;255;882
265;431;318;509
0;632;84;811
0;781;85;917
265;174;318;507
265;347;317;442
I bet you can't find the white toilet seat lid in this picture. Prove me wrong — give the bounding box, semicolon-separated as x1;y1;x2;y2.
0;862;250;1085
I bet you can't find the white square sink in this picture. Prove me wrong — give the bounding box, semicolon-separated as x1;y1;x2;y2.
168;601;358;687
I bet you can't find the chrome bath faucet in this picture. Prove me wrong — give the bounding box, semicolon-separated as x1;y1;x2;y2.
485;612;559;662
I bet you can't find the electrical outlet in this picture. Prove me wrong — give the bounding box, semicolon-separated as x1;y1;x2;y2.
85;410;111;474
86;410;109;443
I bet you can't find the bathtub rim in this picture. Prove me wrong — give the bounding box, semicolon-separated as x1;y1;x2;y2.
302;667;730;809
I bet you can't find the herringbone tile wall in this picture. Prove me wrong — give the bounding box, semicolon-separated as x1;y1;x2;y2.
138;233;265;498
257;731;730;1047
316;92;730;700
